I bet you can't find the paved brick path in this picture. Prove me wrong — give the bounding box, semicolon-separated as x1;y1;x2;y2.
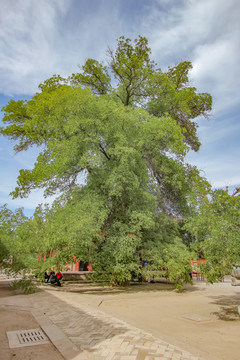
29;289;204;360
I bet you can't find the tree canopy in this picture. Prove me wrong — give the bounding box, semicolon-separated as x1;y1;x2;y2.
0;36;225;288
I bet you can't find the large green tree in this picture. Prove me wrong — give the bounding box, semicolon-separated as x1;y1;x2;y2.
0;36;212;286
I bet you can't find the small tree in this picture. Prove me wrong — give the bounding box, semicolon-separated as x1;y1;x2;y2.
0;205;36;274
185;189;240;282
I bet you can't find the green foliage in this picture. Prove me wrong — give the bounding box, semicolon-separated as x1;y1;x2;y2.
146;63;212;151
162;239;193;290
71;59;111;95
0;36;214;287
0;204;36;274
107;36;155;106
185;189;240;282
140;213;193;290
73;36;211;151
11;278;37;295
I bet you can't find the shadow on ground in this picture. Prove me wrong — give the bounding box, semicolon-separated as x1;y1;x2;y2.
40;279;204;296
0;286;15;298
209;293;240;321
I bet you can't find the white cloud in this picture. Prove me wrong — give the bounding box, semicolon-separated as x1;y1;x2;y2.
148;0;239;59
190;35;240;113
187;153;240;189
197;118;240;146
0;0;125;95
0;0;239;99
187;138;240;189
212;177;240;189
145;0;240;112
0;0;70;95
0;158;56;213
0;188;56;215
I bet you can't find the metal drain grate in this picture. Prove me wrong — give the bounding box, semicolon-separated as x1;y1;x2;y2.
7;328;50;348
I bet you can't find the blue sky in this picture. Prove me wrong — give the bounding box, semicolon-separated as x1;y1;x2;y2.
0;0;239;217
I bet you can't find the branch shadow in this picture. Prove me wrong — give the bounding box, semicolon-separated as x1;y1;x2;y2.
41;278;206;297
58;281;177;295
208;293;240;321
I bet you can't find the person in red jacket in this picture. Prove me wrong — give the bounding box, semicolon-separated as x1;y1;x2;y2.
56;271;63;281
50;271;62;286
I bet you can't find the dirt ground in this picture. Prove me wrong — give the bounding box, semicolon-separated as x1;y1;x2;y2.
1;277;240;360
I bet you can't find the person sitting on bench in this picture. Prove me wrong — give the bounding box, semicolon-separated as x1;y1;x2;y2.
44;271;50;283
49;271;61;286
56;271;63;281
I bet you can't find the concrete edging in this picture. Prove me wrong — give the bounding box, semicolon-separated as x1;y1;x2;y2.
31;308;80;359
